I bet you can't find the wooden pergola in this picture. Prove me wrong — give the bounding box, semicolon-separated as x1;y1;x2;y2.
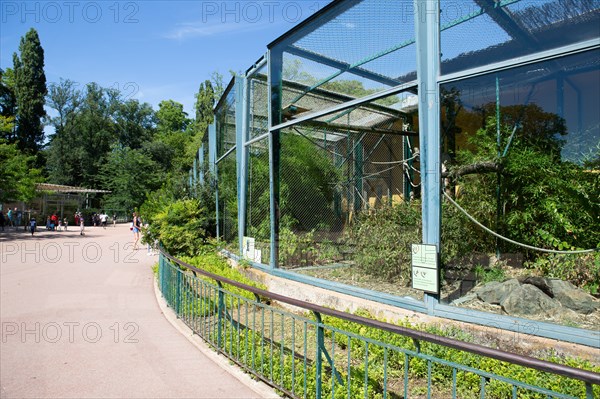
35;183;111;219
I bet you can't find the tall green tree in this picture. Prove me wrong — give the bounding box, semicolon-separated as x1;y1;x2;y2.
0;69;17;142
45;82;119;187
194;80;214;135
154;100;193;176
0;68;17;142
0;139;43;203
45;79;82;184
114;99;155;149
13;28;47;153
100;145;164;212
210;71;225;100
156;100;189;135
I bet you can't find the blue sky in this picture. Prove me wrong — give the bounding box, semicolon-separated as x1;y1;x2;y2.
1;0;332;119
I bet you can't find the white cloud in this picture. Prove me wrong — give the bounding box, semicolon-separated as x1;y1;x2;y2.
164;20;276;40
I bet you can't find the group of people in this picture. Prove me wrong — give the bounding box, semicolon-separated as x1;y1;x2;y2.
74;211;117;229
45;214;68;231
2;208;151;251
0;208;22;231
90;212;114;228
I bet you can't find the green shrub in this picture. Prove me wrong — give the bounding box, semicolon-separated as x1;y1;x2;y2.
349;201;421;282
528;252;600;295
474;264;506;284
180;252;267;302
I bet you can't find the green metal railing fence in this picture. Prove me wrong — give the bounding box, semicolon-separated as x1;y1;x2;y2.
158;250;599;399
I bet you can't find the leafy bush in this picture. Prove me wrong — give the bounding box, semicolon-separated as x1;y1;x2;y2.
180;252;266;302
474;264;506;284
349;201;421;282
141;176;216;257
143;197;215;256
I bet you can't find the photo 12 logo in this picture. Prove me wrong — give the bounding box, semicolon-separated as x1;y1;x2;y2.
1;2;140;24
2;321;140;344
1;241;140;264
200;1;324;24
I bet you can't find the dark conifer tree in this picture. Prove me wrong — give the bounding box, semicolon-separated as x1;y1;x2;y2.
13;28;47;153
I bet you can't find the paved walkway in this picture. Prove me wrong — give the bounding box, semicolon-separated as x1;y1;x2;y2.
0;224;272;398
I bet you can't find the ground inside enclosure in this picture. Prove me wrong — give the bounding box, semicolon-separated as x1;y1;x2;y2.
296;262;600;331
0;225;270;399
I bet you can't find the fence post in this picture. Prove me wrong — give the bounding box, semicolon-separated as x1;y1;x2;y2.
176;268;182;316
158;253;163;293
312;311;323;399
217;281;224;349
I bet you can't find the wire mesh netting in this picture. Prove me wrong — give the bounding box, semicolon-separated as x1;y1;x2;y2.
290;0;417;81
216;82;238;252
217;154;238;252
439;49;600;330
440;0;600;75
216;83;236;160
276;0;417;116
243;68;272;264
248;68;269;140
275;92;423;299
245;138;271;265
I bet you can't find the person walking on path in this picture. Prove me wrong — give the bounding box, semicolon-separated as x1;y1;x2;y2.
80;215;85;236
7;208;13;228
131;212;142;250
0;211;5;231
15;208;21;229
29;217;37;236
100;212;108;229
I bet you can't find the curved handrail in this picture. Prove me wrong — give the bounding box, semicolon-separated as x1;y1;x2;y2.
161;250;600;386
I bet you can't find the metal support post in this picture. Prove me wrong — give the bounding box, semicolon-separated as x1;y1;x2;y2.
268;48;283;269
414;0;441;309
236;76;249;256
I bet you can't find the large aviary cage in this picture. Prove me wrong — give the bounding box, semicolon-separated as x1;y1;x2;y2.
191;0;600;343
246;71;421;270
215;81;238;252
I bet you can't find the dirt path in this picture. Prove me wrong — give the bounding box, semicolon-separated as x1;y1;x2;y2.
0;224;270;398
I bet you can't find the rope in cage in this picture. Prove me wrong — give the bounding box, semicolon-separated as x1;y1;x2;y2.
443;191;599;255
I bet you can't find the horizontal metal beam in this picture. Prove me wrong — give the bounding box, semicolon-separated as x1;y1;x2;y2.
244;132;270;147
438;38;600;84
286;45;402;87
245;54;268;78
270;80;418;132
302;119;417;137
215;145;236;164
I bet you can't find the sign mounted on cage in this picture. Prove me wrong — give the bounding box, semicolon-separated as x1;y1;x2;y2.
411;244;439;294
242;236;255;261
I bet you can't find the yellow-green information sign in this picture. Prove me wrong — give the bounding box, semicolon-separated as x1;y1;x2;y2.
411;244;439;294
